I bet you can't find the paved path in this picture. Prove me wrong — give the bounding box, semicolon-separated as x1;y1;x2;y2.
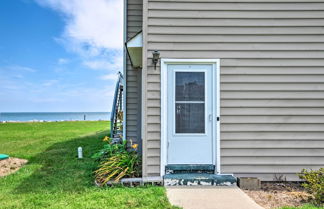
166;186;264;209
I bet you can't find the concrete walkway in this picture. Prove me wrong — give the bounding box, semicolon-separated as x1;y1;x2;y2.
166;186;264;209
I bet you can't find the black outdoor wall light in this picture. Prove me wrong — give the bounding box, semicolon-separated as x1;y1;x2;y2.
152;50;160;70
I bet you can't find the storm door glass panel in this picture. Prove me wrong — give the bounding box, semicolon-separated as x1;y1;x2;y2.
175;72;205;133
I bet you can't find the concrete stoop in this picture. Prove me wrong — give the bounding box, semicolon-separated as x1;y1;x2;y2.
163;164;237;186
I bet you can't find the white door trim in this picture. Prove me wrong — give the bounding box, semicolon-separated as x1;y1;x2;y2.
160;59;221;176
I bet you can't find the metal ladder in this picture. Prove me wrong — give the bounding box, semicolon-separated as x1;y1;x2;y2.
110;72;124;140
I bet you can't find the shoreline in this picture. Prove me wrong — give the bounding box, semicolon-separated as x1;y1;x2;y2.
1;120;109;123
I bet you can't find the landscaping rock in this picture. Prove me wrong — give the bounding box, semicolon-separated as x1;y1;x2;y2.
238;177;261;190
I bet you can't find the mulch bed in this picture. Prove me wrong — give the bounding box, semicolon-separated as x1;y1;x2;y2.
243;182;312;209
0;157;28;177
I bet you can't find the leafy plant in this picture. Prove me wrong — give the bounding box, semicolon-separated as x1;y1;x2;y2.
91;142;126;160
298;168;324;206
95;151;141;185
94;137;141;185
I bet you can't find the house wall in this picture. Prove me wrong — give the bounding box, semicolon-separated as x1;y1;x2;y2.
141;0;324;180
126;0;143;147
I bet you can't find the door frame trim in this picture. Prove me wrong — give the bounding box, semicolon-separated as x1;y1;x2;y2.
160;59;221;176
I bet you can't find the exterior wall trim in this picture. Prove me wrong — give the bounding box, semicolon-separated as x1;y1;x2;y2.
160;58;221;176
142;0;149;177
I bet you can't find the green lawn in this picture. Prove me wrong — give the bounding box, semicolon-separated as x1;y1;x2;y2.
280;205;323;209
0;121;176;209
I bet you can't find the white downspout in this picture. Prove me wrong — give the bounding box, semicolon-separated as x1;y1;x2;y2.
122;0;127;140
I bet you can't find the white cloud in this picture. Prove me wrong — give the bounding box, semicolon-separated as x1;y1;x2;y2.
58;58;69;65
42;79;59;87
83;54;123;71
0;65;37;73
35;0;124;84
35;0;123;56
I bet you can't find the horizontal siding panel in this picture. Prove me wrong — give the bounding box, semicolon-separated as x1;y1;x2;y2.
128;0;142;4
222;140;324;148
147;99;161;107
127;21;143;27
222;59;324;66
147;107;160;115
221;115;324;124
147;82;161;90
147;123;161;132
149;10;324;19
149;18;324;27
222;165;324;173
150;50;324;58
126;127;138;132
147;148;160;157
221;99;324;107
128;10;143;16
221;123;324;132
146;58;324;67
222;156;324;165
147;156;160;165
221;83;324;91
222;115;324;123
126;114;138;121
221;75;324;82
221;91;324;99
147;132;161;140
147;91;160;99
221;131;324;140
149;42;324;50
126;120;138;126
128;15;143;21
147;140;161;148
149;2;324;11
127;88;138;93
221;107;324;115
148;34;324;43
147;165;160;176
128;26;142;33
147;115;161;123
128;4;143;10
147;74;160;82
221;148;324;156
221;67;324;74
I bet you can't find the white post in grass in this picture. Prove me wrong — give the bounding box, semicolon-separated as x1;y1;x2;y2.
78;147;83;159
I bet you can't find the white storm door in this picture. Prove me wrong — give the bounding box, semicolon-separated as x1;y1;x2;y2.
167;64;214;164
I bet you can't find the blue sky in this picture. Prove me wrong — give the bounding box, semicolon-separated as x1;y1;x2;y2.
0;0;123;112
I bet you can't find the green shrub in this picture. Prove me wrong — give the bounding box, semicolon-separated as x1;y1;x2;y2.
91;141;126;160
94;137;141;185
298;168;324;206
95;151;141;185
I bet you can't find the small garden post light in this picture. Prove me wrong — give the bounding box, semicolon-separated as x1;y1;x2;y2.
152;50;160;70
78;147;83;159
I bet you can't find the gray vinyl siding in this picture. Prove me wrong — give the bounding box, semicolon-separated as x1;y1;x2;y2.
126;0;143;146
141;0;324;179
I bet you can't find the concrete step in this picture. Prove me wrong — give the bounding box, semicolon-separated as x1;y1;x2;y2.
166;164;215;174
164;173;236;186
